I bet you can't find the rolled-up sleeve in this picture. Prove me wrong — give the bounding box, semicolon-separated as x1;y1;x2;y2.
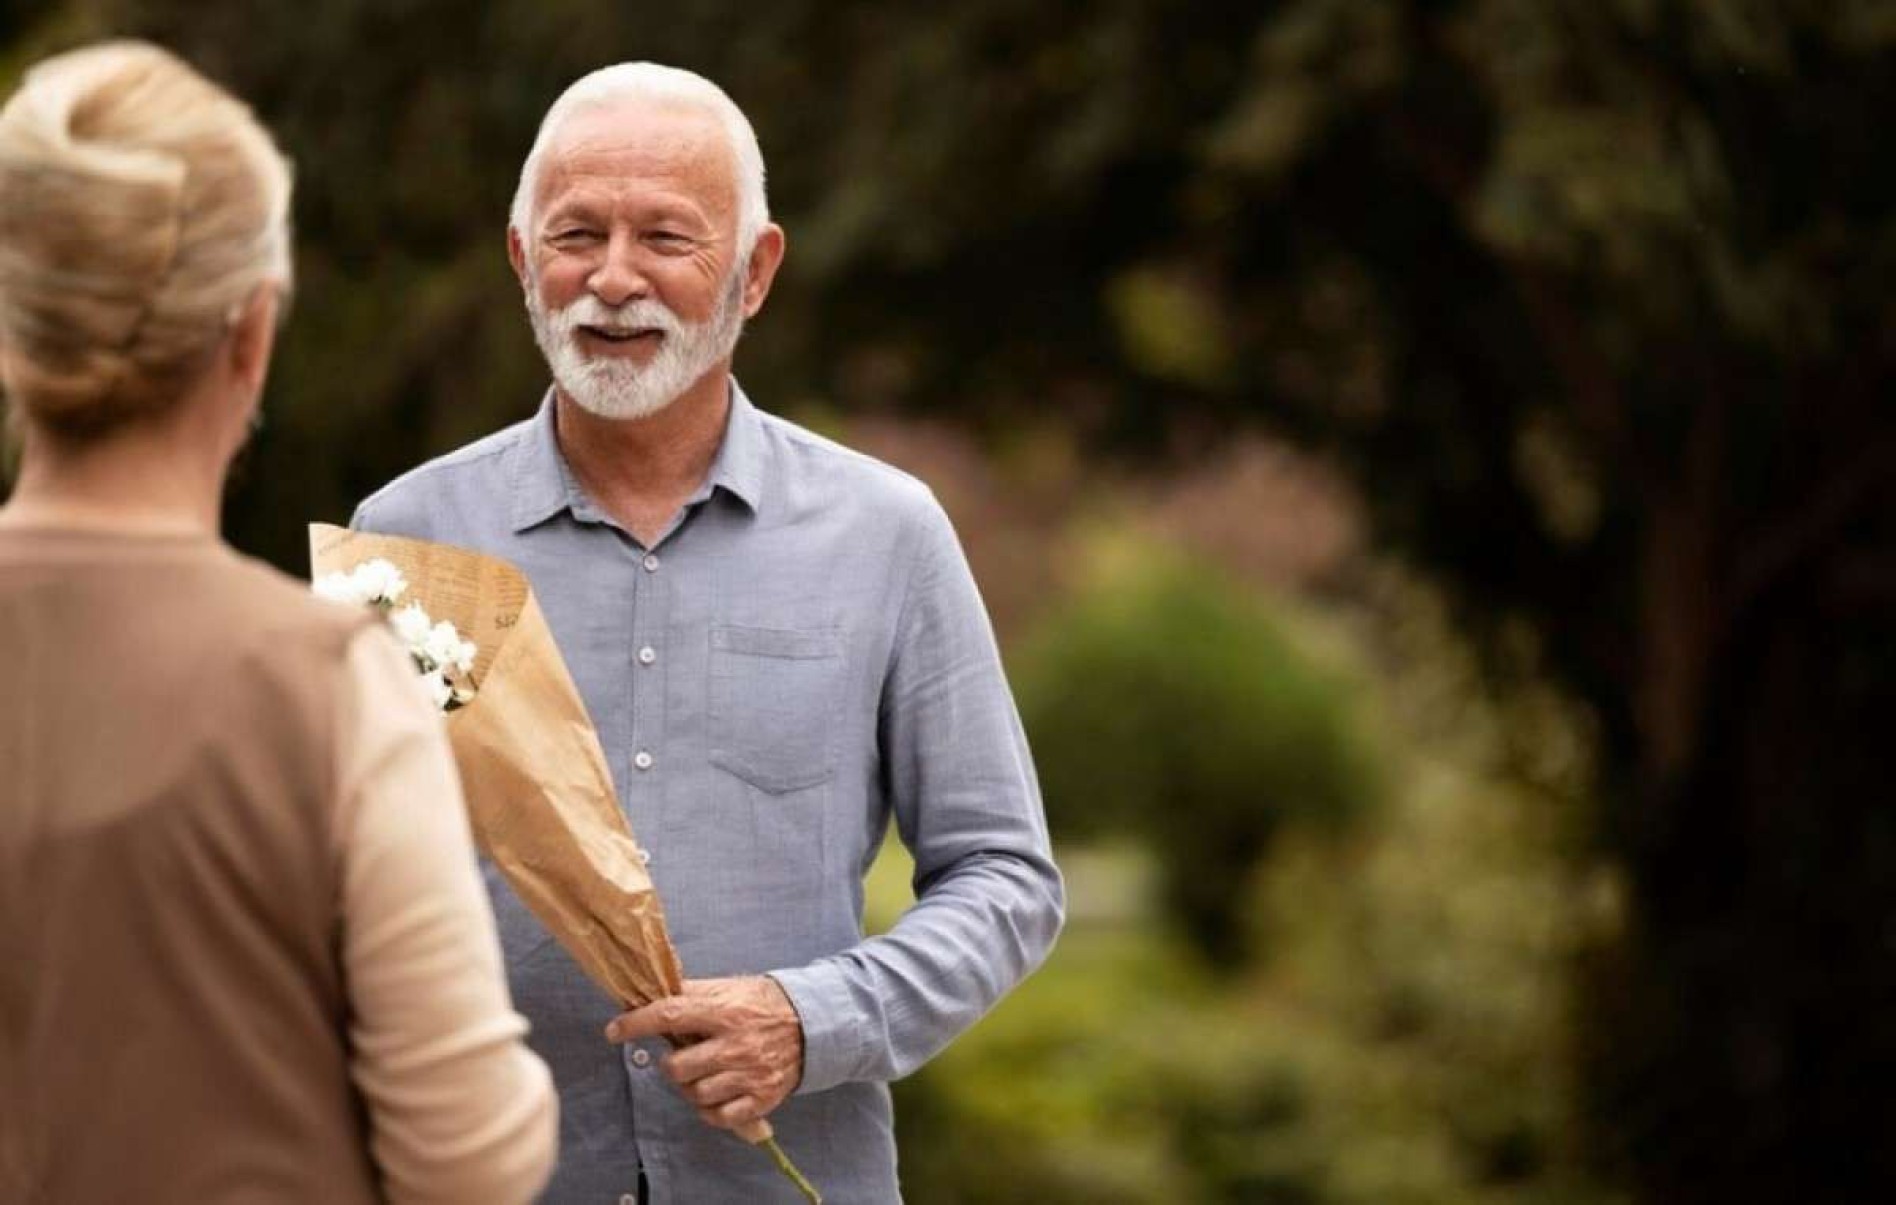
334;625;558;1204
770;496;1064;1093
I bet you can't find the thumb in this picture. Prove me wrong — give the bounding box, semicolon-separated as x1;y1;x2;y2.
605;994;720;1043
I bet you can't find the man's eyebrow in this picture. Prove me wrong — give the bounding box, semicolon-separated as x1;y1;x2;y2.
640;199;717;228
542;202;601;227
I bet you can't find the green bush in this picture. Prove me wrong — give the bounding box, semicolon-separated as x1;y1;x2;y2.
873;556;1615;1205
889;915;1317;1205
1014;544;1383;965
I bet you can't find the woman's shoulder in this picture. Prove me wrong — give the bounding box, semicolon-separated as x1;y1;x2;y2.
210;545;379;646
186;550;386;742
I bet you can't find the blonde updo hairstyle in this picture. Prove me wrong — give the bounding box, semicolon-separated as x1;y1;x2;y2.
0;41;291;438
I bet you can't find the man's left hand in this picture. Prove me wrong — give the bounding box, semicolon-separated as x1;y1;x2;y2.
605;976;804;1132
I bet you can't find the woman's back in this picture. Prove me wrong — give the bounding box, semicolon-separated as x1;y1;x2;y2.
0;41;553;1204
0;528;384;1202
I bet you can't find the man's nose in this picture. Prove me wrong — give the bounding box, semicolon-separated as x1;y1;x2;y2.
588;233;649;307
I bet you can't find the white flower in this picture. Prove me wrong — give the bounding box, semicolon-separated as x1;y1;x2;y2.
390;603;433;648
316;559;408;609
309;561;478;713
350;559;408;606
313;571;368;607
424;620;470;673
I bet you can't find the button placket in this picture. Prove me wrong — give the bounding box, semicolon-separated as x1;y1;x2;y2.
625;539;668;816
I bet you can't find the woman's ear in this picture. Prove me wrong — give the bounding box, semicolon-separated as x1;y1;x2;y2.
227;284;281;399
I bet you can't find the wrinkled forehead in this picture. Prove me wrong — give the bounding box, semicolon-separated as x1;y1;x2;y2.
535;100;739;221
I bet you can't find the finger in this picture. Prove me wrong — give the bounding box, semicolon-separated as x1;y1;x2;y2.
678;1070;750;1109
605;995;721;1043
661;1040;727;1085
698;1094;761;1132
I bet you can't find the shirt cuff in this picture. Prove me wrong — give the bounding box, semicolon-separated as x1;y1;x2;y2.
766;962;863;1096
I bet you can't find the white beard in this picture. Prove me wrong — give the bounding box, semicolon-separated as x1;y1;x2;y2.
527;269;747;421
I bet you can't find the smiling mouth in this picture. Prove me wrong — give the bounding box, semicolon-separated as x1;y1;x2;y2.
579;325;664;346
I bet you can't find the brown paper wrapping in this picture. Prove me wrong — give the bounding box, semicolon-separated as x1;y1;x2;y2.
307;524;826;1195
309;523;684;1008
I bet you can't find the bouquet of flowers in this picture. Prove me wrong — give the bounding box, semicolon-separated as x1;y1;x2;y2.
312;558;475;711
309;524;819;1204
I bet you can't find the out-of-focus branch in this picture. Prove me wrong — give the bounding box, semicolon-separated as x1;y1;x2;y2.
1733;434;1896;617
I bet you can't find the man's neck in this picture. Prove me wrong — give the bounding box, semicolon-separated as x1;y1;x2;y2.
552;369;732;547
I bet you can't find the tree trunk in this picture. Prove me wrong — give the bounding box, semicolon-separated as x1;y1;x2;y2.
1584;566;1896;1203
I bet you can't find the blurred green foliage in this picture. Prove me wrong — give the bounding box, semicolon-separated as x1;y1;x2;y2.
1015;539;1381;964
870;570;1616;1204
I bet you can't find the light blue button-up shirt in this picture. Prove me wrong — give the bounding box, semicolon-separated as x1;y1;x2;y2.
352;383;1063;1204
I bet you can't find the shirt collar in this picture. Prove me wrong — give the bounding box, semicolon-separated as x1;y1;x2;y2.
696;379;766;515
507;379;766;534
507;389;577;533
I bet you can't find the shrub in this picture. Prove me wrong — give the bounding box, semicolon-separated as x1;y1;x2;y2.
1014;543;1383;965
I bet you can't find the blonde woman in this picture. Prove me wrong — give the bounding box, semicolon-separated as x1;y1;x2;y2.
0;42;556;1203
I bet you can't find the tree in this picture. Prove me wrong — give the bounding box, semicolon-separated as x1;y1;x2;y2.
1178;9;1896;1201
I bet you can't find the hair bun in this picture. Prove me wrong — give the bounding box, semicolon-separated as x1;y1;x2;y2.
0;41;290;435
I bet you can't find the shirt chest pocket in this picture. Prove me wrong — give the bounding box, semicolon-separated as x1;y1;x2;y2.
708;624;845;793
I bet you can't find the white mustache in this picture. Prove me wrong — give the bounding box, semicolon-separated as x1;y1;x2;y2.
554;297;683;341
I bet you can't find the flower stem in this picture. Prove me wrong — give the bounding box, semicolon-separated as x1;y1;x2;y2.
760;1135;822;1204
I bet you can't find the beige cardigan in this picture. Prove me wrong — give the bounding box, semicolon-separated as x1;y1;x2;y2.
0;528;554;1203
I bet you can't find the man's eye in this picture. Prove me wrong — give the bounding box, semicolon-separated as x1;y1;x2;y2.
552;229;599;244
649;232;691;248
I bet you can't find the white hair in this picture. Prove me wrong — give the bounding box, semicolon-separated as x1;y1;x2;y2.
508;62;768;256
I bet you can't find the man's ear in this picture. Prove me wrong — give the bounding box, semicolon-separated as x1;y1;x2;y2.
742;223;786;318
507;225;530;293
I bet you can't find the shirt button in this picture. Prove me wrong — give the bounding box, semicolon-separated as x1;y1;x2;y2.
621;1195;638;1205
630;1048;652;1068
637;646;656;665
642;553;660;572
633;750;654;771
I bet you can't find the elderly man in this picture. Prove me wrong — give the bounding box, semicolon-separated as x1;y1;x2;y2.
352;63;1063;1203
